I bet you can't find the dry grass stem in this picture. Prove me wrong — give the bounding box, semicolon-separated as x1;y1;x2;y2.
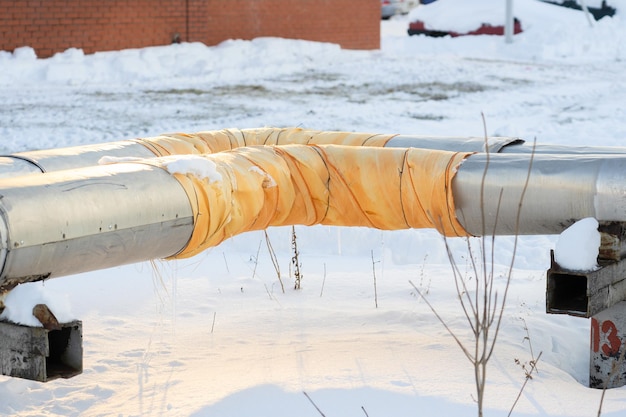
264;230;285;293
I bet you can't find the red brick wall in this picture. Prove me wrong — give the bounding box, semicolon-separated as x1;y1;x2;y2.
202;0;380;50
0;0;379;58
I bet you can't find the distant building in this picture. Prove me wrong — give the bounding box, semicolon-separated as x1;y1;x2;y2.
0;0;380;58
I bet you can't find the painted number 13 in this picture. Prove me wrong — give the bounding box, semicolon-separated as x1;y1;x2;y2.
591;318;622;356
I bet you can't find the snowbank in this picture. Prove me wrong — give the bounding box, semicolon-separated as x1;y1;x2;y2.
0;38;343;87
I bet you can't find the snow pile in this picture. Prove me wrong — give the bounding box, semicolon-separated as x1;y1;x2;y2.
0;283;75;327
98;156;144;165
164;154;222;182
0;38;343;87
554;217;600;271
409;0;588;32
401;0;626;63
249;165;277;187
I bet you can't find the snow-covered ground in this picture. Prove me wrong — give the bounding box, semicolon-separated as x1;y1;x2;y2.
1;1;626;415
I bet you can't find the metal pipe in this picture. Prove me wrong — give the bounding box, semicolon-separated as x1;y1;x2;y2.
0;143;472;293
0;157;42;179
1;133;511;178
388;136;626;155
453;153;626;235
0;141;155;178
4;128;626;390
0;163;194;292
2;128;626;179
1;145;626;287
1;129;626;289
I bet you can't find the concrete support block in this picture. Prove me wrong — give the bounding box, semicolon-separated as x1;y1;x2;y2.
0;320;82;382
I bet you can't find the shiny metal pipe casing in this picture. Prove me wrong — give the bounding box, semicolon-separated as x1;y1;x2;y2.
499;142;626;155
0;136;516;178
454;153;626;236
385;135;524;153
3;134;626;180
0;163;194;291
388;136;626;155
0;141;155;178
0;157;43;179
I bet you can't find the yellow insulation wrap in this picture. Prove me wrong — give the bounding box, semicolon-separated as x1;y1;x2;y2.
151;144;472;259
135;127;396;156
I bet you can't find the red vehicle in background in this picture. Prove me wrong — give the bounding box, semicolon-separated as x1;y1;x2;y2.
407;0;618;38
408;18;523;37
407;0;524;37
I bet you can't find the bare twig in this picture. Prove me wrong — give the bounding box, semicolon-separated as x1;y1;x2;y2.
409;280;473;362
419;254;431;294
520;317;538;373
487;137;536;363
264;230;285;293
251;240;262;279
416;119;536;417
263;283;273;300
292;226;303;290
320;262;327;297
372;250;379;308
303;391;326;417
508;351;542;417
222;252;230;274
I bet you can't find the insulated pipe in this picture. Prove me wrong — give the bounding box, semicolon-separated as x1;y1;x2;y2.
0;145;469;291
2;129;626;291
4;127;626;179
0;129;507;178
0;141;157;178
0;157;43;178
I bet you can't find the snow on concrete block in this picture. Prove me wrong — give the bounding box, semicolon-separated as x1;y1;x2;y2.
554;217;600;271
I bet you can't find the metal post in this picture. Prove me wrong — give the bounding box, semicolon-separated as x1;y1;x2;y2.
580;0;595;27
505;0;514;44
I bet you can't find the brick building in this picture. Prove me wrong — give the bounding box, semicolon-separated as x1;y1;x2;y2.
0;0;380;58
